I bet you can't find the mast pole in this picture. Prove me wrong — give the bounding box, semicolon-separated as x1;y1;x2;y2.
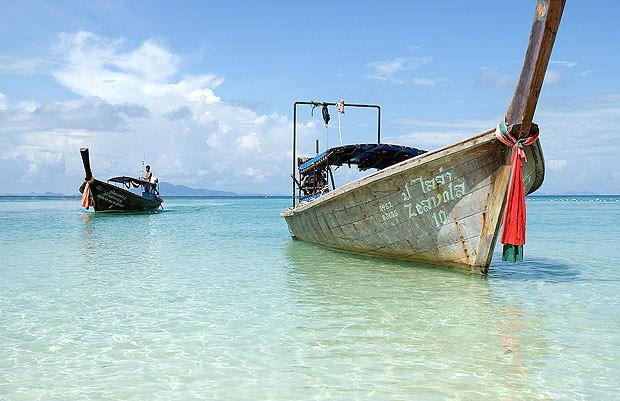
80;148;92;181
292;103;298;208
505;0;566;137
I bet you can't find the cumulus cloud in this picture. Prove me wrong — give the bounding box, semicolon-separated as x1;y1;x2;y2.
165;106;192;121
235;132;261;154
0;96;149;134
1;32;301;194
2;32;617;195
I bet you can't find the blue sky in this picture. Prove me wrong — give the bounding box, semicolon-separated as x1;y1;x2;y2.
0;0;618;195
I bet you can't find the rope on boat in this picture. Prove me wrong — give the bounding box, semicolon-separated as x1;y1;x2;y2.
495;120;540;263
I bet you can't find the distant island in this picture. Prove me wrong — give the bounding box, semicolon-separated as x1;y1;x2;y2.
157;182;239;196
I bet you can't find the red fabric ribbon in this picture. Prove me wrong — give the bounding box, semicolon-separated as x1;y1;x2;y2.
82;178;94;209
495;121;539;262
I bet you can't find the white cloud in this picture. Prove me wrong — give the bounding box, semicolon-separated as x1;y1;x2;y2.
389;117;495;131
385;117;501;149
0;96;148;134
481;66;564;88
2;32;618;196
548;159;567;170
366;76;446;86
1;32;296;194
114;41;179;81
365;55;444;86
384;94;620;194
235;132;261;154
385;131;466;149
165;106;192;121
480;68;513;88
0;55;51;74
535;95;620;193
0;92;8;109
366;56;432;78
239;167;268;182
544;70;564;86
550;60;577;68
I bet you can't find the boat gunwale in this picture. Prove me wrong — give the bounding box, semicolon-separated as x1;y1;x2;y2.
89;178;163;210
282;127;498;217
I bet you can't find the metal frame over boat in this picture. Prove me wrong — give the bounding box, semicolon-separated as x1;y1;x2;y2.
78;148;163;213
281;0;565;273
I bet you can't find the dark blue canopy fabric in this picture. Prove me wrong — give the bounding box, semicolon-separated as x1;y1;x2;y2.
107;176;150;186
299;144;426;174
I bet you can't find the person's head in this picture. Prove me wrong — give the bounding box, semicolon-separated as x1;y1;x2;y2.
146;165;150;171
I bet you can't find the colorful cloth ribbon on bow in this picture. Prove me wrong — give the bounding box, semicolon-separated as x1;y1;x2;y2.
495;120;539;262
81;178;94;209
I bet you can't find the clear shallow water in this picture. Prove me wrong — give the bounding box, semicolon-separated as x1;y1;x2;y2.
0;196;618;400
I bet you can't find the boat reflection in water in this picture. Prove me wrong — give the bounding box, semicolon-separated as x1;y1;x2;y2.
283;240;549;398
79;206;166;280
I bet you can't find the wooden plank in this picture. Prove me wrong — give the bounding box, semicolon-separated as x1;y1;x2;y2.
506;0;566;136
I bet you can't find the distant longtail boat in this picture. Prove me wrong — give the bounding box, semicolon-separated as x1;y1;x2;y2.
282;0;565;273
78;148;163;212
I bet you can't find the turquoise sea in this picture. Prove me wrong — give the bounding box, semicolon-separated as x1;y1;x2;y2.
1;196;619;400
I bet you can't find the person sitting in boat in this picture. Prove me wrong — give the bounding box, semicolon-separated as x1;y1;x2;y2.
150;176;159;195
143;165;153;193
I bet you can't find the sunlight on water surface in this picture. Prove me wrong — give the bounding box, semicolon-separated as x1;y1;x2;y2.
0;196;618;400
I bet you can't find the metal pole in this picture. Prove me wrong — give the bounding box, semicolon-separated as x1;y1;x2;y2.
328;166;336;190
291;101;382;208
292;103;297;208
377;106;381;144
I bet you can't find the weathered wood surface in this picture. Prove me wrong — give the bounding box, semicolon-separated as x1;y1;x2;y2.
282;0;561;272
506;0;566;137
282;130;545;273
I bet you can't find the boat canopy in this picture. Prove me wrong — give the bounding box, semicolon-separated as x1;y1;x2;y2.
298;143;426;174
107;176;150;186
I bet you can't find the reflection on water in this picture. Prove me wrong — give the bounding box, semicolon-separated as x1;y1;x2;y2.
283;240;545;399
79;210;165;281
490;256;581;282
1;197;618;400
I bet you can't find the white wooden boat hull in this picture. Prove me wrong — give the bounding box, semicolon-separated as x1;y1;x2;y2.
281;130;544;273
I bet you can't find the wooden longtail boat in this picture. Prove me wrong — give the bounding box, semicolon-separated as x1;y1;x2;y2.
78;148;163;212
281;0;565;273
